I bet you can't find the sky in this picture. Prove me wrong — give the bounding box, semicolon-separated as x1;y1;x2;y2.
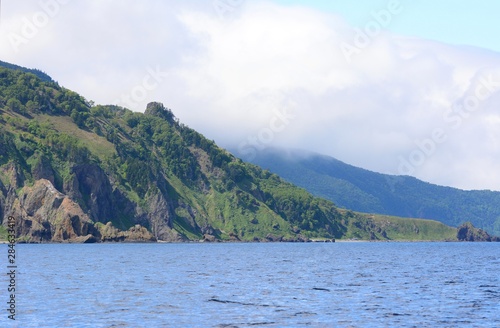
1;0;500;191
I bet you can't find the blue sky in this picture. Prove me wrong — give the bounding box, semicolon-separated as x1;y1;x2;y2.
274;0;500;53
1;0;500;190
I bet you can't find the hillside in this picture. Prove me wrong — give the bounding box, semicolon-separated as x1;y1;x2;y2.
0;63;459;242
0;60;53;83
233;147;500;236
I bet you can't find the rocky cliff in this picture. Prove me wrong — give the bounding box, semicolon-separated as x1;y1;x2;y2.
1;169;155;243
457;222;500;242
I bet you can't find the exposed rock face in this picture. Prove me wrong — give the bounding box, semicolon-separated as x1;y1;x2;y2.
2;178;155;243
0;161;181;243
202;234;217;242
68;164;178;241
457;222;500;242
68;164;114;224
9;179;96;242
147;192;183;241
96;222;156;242
125;224;156;242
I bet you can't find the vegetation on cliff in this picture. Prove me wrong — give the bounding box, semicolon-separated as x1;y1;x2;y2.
0;63;462;242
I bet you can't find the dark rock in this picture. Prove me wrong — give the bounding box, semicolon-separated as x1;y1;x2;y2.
282;234;310;242
69;164;114;224
145;102;175;123
96;222;156;242
146;189;180;241
201;226;215;235
125;224;156;242
265;233;283;242
457;222;499;241
228;232;240;241
203;234;217;242
72;234;98;243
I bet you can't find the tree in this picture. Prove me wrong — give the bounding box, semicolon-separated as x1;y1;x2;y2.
7;98;24;114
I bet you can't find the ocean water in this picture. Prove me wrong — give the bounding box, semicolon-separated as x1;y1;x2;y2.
1;242;499;327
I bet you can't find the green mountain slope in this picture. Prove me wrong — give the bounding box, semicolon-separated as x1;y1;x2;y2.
0;63;459;242
0;60;53;83
233;148;500;236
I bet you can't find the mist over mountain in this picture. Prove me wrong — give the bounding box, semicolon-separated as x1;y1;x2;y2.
4;1;500;191
233;147;500;236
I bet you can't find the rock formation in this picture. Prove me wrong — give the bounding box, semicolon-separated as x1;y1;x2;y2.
457;222;499;242
3;177;155;243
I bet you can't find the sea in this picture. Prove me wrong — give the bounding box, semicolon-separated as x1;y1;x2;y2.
1;242;499;327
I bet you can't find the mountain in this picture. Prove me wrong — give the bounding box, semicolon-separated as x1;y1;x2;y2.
0;62;461;242
233;147;500;236
0;61;54;83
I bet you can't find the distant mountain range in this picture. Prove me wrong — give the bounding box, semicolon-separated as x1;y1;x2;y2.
233;147;500;236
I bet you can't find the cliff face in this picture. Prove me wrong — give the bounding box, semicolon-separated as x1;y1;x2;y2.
8;177;96;242
3;175;155;243
0;147;205;243
0;162;202;243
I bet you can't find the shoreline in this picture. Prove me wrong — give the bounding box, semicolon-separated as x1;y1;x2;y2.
2;239;491;244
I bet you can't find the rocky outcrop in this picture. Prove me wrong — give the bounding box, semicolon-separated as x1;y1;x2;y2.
457;222;500;242
146;187;183;241
202;234;217;242
0;160;180;243
8;179;97;242
265;233;283;242
96;222;156;242
2;178;155;243
264;233;310;242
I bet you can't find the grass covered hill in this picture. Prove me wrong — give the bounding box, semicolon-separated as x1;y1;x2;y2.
0;62;458;242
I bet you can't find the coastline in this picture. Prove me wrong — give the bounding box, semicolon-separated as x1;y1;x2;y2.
2;238;483;244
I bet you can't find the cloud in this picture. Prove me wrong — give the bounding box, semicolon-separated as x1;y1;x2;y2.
1;0;500;190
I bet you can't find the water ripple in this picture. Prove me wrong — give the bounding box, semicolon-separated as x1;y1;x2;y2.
2;242;499;327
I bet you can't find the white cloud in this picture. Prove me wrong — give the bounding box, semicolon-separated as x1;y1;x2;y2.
1;0;500;190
